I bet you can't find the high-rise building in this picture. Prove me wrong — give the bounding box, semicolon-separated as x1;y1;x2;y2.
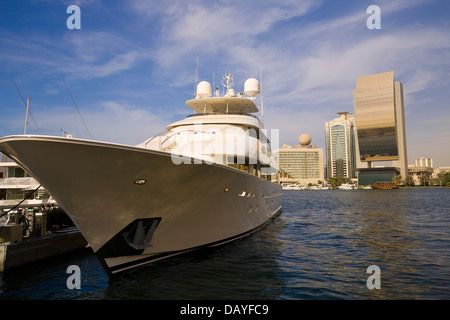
276;134;324;186
353;71;408;185
325;112;357;179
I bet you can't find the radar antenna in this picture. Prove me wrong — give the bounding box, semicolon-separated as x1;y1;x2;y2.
221;72;234;95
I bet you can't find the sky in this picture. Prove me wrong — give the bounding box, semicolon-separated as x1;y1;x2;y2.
0;0;449;167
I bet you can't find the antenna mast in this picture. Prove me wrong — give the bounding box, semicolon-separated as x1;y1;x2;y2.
194;54;199;97
61;74;93;139
221;72;234;95
24;98;30;134
10;76;41;134
259;66;264;127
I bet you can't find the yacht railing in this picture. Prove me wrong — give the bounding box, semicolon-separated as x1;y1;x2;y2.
160;129;218;151
186;112;263;126
144;129;217;151
144;131;167;149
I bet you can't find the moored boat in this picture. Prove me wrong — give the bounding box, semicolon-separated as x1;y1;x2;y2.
337;183;356;190
0;73;282;276
372;182;399;189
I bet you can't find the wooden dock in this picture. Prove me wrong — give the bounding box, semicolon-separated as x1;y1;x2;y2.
0;228;88;272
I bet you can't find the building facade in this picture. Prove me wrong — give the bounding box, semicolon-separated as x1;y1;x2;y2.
325;112;357;179
414;157;433;168
353;71;408;184
276;134;324;186
407;157;434;186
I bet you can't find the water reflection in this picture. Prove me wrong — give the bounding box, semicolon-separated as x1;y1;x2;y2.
1;189;449;299
104;218;288;299
280;189;450;299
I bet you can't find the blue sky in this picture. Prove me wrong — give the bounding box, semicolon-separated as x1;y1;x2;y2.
1;0;449;167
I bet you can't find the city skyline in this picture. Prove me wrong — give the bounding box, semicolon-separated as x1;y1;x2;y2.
1;1;449;167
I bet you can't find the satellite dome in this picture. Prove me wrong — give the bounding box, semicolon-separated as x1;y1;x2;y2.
299;134;311;146
196;81;212;98
244;78;260;97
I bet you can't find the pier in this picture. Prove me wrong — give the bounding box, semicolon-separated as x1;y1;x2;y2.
0;227;87;272
0;203;88;272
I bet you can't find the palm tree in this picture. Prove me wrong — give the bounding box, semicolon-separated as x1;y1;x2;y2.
420;174;430;186
404;175;415;187
436;172;445;187
392;174;402;186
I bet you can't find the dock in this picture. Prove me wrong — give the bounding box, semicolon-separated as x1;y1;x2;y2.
0;227;88;272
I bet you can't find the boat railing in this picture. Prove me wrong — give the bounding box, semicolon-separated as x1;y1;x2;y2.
144;129;217;151
186;112;263;126
159;129;217;151
144;131;168;149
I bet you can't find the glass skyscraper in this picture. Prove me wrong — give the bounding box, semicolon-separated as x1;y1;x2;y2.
325;112;357;179
353;71;408;181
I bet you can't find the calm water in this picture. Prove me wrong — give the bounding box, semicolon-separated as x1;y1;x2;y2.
1;188;449;300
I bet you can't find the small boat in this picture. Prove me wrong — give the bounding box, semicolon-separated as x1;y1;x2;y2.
338;183;356;190
309;184;330;190
282;184;306;190
372;182;398;189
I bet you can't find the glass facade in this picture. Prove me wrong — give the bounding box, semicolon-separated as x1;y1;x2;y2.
357;168;399;186
354;72;399;161
325;113;357;179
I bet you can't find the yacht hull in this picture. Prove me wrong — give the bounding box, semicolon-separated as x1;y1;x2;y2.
0;135;282;276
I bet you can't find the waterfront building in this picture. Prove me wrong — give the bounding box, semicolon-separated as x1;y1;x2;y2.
353;71;408;185
433;167;450;186
276;134;324;186
415;157;433;168
408;164;434;186
325;112;357;179
408;157;435;186
434;167;450;175
0;155;54;210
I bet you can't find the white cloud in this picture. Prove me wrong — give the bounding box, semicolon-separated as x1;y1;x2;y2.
134;0;319;68
86;101;169;144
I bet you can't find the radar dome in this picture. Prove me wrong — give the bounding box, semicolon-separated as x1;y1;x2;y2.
196;81;212;98
244;78;260;97
299;134;311;146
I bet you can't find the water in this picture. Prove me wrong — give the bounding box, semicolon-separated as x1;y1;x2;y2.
1;188;449;300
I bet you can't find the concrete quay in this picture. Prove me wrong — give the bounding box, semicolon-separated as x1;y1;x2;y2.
0;228;88;272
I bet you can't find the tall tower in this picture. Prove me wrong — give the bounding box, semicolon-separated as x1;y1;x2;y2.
325;112;357;179
353;71;408;184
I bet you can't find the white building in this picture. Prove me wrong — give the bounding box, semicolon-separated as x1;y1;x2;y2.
415;157;433;168
408;157;434;186
276;134;324;186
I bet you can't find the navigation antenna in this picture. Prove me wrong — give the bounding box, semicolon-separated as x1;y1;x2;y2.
221;72;234;96
61;74;93;139
10;76;41;134
259;66;264;127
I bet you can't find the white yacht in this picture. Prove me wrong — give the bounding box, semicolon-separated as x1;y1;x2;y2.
282;184;306;190
337;183;356;190
0;73;282;276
